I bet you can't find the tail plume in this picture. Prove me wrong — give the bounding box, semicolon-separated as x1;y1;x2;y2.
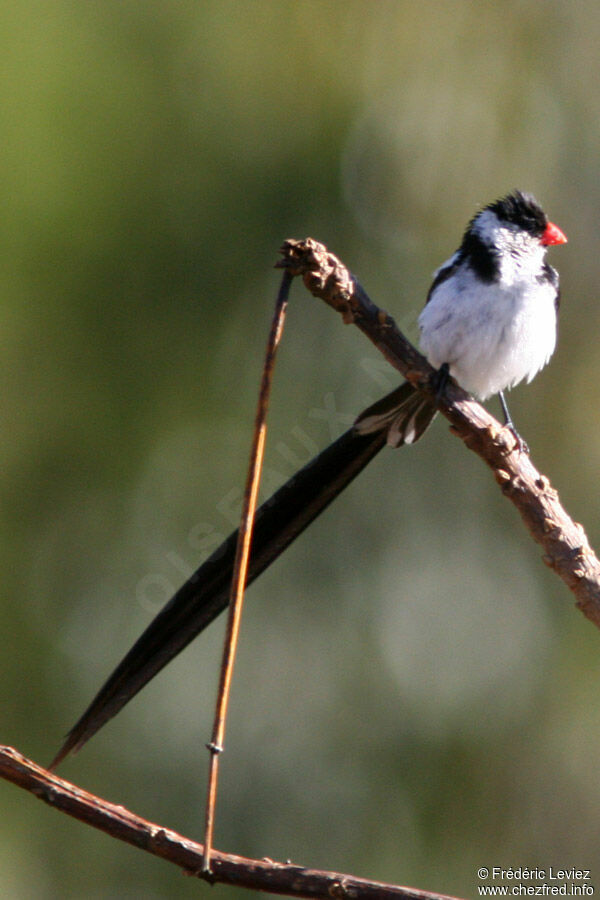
354;382;437;447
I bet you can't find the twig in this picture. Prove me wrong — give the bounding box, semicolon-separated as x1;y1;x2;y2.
278;238;600;630
203;270;291;873
13;240;597;900
0;746;459;900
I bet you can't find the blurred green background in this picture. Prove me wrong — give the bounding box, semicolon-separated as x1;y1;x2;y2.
2;1;600;897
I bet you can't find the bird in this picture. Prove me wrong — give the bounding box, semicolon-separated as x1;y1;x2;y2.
49;191;566;769
355;190;567;449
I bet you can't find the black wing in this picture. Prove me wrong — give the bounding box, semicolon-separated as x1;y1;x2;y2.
425;251;463;304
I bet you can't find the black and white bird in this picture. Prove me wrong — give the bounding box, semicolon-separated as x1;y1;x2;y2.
355;190;567;449
50;190;567;768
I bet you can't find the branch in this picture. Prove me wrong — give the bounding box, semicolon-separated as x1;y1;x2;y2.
0;746;458;900
278;238;600;630
7;243;595;900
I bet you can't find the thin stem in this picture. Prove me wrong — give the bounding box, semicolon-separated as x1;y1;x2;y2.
202;270;292;874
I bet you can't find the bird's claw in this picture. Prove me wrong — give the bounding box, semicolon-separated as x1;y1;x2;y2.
431;362;450;405
505;424;529;455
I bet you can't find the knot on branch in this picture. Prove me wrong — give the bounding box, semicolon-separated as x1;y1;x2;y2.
278;239;358;323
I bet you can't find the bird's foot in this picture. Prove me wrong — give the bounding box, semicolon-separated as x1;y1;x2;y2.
497;391;529;454
503;423;529;455
431;362;450;404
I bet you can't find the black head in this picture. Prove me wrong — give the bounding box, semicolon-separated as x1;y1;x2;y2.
456;190;555;283
450;190;565;286
485;190;548;238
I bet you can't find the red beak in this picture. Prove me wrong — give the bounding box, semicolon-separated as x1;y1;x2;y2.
541;221;567;246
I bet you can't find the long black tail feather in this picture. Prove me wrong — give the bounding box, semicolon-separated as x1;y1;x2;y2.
49;425;387;768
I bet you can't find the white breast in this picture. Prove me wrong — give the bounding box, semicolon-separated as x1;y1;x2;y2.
418;263;557;400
